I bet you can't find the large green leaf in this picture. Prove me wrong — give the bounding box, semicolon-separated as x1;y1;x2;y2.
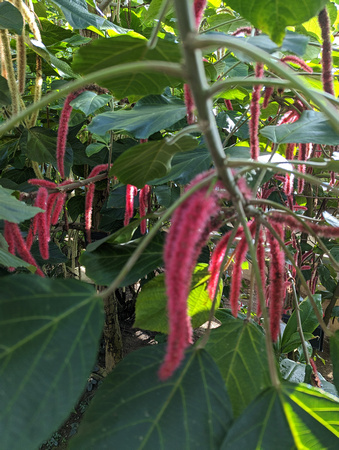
111;136;198;188
134;264;222;333
281;295;322;353
205;316;270;417
330;330;339;394
226;0;328;45
0;234;31;268
72;35;182;99
69;345;232;449
80;233;165;287
0;1;23;35
221;383;339;449
0;75;11;107
87;94;187;139
70;91;112;116
0;275;103;450
0;186;43;223
260;111;339;145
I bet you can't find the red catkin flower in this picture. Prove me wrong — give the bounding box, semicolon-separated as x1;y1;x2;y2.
318;8;335;96
229;221;256;317
5;221;44;277
184;83;195;125
297;143;307;194
280;55;313;73
193;0;207;28
28;179;56;189
51;192;67;225
139;184;151;235
159;173;222;380
267;220;285;342
232;27;252;36
35;187;50;260
124;184;138;227
256;228;266;317
4;220;15;255
262;86;274;109
224;99;233;110
269;212;339;238
249;63;264;160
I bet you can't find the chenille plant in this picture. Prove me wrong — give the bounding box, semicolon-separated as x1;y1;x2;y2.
0;1;339;449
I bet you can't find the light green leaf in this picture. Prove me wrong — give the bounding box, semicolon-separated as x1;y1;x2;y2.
111;136;198;188
323;211;339;228
281;295;322;353
69;346;232;449
260;111;339;145
205;316;270;417
88;94;187;138
72;36;182;99
0;275;103;450
70;91;112;116
80;233;165;287
330;330;339;394
134;264;222;333
0;2;23;35
226;0;328;45
0;186;43;223
221;383;339;449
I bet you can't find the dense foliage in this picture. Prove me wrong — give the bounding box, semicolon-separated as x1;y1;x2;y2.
0;0;339;448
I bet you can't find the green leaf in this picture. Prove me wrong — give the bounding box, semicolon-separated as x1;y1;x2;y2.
0;1;23;35
226;0;328;45
0;246;31;269
205;317;271;417
87;94;187;138
134;264;222;333
69;345;232;449
281;331;315;354
221;383;339;449
0;75;11;107
80;233;165;287
70;91;112;116
72;36;182;99
111;136;198;188
0;275;103;450
0;186;43;223
260;111;339;145
281;295;322;353
154;185;180;208
331;330;339;394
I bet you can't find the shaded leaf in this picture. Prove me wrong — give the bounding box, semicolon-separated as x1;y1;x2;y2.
0;75;11;107
87;94;187;139
72;35;182;98
80;233;165;287
226;0;327;45
69;345;232;449
260;111;339;145
134;264;222;333
0;275;103;450
221;383;339;449
0;186;43;223
111;136;198;188
0;247;31;269
205;316;270;417
0;1;23;35
70;91;112;116
154;185;180;208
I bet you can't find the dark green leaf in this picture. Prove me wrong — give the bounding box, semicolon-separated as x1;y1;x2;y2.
80;233;165;287
330;245;339;263
331;330;339;394
134;264;222;333
0;275;103;450
154;185;180;208
221;383;339;449
70;91;112;116
0;186;43;223
0;245;31;269
205;317;270;417
0;2;23;35
0;75;11;107
72;36;182;99
88;94;187;138
69;345;232;449
111;136;198;188
281;295;322;353
260;111;339;145
226;0;328;45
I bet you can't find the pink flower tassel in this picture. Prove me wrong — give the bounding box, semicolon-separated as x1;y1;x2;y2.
139;184;151;235
224;99;233;110
249;63;264;160
124;184;138;227
256;228;266;317
184;84;195;125
262;86;274;109
280;55;313;73
318;8;335;96
193;0;207;28
35;187;49;260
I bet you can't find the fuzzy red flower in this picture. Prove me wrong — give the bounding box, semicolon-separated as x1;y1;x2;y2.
124;184;138;227
249;63;264;160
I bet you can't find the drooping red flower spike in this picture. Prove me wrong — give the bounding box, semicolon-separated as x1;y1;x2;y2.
249;63;264;160
269;212;339;238
280;55;313;73
262;86;274;109
159;172;223;381
224;99;233;110
266;220;285;342
124;184;138;227
5;221;44;277
35;187;49;260
256;227;266;317
232;27;253;36
85;164;110;243
139;184;151;235
193;0;207;28
184;83;195;125
318;8;335;96
229;221;256;317
297;143;307;194
28;179;56;189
